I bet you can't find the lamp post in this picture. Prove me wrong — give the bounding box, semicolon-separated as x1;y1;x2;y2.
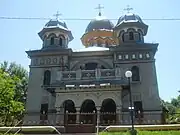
125;71;136;135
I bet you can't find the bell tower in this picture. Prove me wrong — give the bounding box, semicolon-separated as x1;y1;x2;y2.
38;12;74;50
113;6;148;44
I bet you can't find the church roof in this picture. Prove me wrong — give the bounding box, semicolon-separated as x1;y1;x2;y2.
44;19;70;31
116;13;145;27
115;13;148;35
73;46;109;52
85;15;114;33
38;19;74;41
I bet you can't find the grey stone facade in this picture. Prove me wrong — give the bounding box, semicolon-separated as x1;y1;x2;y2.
24;12;162;126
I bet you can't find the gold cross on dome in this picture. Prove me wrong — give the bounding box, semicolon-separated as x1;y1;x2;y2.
124;5;133;13
95;4;104;16
53;11;62;20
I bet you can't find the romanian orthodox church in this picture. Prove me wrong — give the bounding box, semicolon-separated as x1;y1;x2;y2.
24;5;162;133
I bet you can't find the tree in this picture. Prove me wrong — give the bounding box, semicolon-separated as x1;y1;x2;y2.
171;98;179;108
0;61;28;125
163;94;180;124
0;61;28;103
0;69;24;125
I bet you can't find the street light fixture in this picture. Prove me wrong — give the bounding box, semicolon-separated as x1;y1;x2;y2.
125;70;136;135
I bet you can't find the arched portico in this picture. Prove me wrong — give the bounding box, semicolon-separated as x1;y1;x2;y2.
100;98;116;125
80;99;97;124
63;100;76;124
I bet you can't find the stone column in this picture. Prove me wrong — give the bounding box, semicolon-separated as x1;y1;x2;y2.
76;69;82;80
116;106;122;125
55;107;61;125
115;66;122;79
96;107;101;134
76;108;80;124
56;70;62;81
95;68;101;80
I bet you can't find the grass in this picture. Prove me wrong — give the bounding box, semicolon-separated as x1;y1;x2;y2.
0;134;21;135
100;131;180;135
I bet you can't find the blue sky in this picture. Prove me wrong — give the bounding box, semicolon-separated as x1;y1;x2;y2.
0;0;179;101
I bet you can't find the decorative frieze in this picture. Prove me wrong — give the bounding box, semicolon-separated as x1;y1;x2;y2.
116;52;151;61
32;56;68;66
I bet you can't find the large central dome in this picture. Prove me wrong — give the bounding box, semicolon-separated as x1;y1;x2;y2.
85;16;114;33
81;13;117;48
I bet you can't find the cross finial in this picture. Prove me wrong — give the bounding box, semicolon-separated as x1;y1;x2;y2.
95;4;104;16
124;5;133;13
53;11;62;20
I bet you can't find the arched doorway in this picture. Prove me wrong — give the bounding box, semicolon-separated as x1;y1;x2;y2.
63;100;76;124
80;99;97;124
100;98;116;125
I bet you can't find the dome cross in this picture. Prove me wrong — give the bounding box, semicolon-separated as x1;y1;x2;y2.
53;11;62;20
124;5;133;13
95;4;104;16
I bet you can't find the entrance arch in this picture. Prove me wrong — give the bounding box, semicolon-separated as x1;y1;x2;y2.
63;100;76;124
100;98;116;125
80;99;97;124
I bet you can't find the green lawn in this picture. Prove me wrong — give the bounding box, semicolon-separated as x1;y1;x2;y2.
100;131;180;135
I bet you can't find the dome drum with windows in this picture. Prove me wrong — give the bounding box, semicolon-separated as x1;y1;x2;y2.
114;12;148;44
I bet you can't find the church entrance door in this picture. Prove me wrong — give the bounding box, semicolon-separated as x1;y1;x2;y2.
80;99;97;125
65;99;97;133
78;99;97;133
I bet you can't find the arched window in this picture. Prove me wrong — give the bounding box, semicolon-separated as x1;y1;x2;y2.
129;32;134;40
59;38;63;46
50;37;54;45
131;66;140;81
138;33;141;41
122;34;125;42
105;41;109;46
43;70;51;85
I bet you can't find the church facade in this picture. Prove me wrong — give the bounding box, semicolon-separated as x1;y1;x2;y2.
24;9;162;132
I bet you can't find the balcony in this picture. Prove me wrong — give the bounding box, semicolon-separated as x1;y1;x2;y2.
49;68;128;86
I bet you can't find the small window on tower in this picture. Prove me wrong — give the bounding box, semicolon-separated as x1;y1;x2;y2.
138;33;141;41
43;70;51;85
125;54;129;59
146;53;150;58
139;54;143;59
59;38;63;46
118;55;122;60
129;32;134;40
105;41;109;46
50;37;54;45
131;66;140;81
132;54;136;59
122;34;125;42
